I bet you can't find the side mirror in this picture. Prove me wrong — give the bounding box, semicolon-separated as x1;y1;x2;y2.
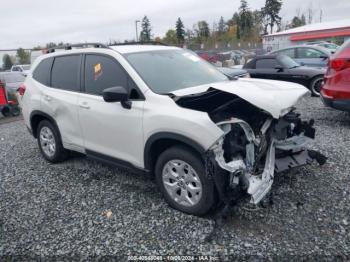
275;65;284;72
102;86;131;109
319;55;328;60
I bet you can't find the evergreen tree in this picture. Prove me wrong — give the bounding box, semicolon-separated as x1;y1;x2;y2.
262;0;282;34
218;16;226;35
239;0;253;39
140;16;152;42
175;18;185;43
2;54;13;70
164;29;178;45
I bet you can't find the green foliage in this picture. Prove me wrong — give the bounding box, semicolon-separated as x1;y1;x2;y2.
16;48;30;64
238;0;254;40
262;0;282;34
140;16;152;42
218;16;226;35
163;29;178;45
176;18;185;43
2;54;13;70
288;15;306;29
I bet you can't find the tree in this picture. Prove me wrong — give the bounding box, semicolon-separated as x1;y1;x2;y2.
262;0;282;34
175;18;185;44
16;48;30;64
2;54;13;70
163;29;178;45
218;16;226;35
140;16;152;42
288;16;306;29
198;21;210;38
238;0;253;39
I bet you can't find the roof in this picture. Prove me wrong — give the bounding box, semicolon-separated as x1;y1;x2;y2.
265;19;350;37
110;45;179;54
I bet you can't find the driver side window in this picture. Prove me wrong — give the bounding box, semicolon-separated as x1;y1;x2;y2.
84;54;129;96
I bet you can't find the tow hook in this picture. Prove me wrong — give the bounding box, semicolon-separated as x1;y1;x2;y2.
308;150;327;165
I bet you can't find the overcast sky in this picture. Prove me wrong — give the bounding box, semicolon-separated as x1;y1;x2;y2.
0;0;349;49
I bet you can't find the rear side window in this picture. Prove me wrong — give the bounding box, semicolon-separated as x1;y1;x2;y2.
84;54;128;96
51;55;80;92
33;58;53;86
256;59;277;69
277;48;295;58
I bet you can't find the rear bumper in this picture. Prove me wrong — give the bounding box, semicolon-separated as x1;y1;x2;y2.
321;95;350;112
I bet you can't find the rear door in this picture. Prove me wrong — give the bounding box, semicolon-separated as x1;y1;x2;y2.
77;53;145;167
40;54;84;152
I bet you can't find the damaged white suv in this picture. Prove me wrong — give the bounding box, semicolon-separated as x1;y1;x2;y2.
20;43;326;216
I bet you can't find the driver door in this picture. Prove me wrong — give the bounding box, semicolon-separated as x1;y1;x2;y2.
77;54;145;168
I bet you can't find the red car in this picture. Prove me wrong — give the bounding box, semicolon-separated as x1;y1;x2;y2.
321;40;350;111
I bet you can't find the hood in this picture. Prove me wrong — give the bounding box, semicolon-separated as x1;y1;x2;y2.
171;78;309;119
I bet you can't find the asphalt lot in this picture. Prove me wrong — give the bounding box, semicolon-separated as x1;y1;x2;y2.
0;96;349;260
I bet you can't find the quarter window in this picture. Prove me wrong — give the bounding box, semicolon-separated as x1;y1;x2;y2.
84;55;128;96
51;55;80;92
33;58;53;86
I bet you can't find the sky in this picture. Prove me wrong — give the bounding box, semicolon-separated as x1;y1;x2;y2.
0;0;349;50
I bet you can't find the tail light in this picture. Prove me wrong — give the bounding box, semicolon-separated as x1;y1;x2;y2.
330;58;350;71
18;83;26;96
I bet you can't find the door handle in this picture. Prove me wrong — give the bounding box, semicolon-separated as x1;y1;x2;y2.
44;95;51;101
79;102;90;109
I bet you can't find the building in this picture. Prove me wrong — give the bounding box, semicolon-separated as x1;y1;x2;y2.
263;19;350;52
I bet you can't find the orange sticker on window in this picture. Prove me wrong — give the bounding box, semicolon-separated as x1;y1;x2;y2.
94;63;102;80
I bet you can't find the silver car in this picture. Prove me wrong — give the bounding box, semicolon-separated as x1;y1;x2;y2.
270;45;331;68
0;72;25;95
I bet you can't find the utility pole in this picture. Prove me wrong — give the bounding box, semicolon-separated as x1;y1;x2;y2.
135;20;140;42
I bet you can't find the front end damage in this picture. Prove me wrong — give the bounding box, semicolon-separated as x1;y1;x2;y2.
172;84;327;206
208;113;326;205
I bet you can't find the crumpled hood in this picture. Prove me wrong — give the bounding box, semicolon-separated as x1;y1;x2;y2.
171;78;310;119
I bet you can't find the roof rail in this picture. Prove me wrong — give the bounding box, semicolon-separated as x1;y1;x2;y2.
111;41;168;46
47;42;110;53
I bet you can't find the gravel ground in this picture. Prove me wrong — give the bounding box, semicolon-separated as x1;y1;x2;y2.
0;97;349;261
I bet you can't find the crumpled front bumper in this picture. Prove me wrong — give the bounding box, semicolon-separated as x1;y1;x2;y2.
209;118;323;205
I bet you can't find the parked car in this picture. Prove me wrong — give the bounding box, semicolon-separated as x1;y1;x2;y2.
11;64;31;76
0;72;25;95
270;45;331;68
217;67;250;78
243;54;325;96
194;50;219;64
305;41;339;53
19;43;325;216
321;39;350;112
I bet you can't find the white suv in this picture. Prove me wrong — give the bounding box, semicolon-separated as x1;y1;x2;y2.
20;43;325;216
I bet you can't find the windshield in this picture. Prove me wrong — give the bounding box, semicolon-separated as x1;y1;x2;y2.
22;65;31;70
124;49;228;94
277;55;300;68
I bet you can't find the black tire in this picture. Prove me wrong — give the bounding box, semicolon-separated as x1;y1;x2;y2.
1;106;11;117
37;120;69;163
310;75;323;97
155;146;215;216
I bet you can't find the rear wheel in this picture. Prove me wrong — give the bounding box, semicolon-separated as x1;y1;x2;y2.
37;120;69;163
155;146;215;216
310;76;323;97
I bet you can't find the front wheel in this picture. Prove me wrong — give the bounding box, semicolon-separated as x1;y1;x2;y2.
310;76;323;97
155;146;215;216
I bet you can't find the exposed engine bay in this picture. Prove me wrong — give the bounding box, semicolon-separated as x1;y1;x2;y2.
173;88;327;205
